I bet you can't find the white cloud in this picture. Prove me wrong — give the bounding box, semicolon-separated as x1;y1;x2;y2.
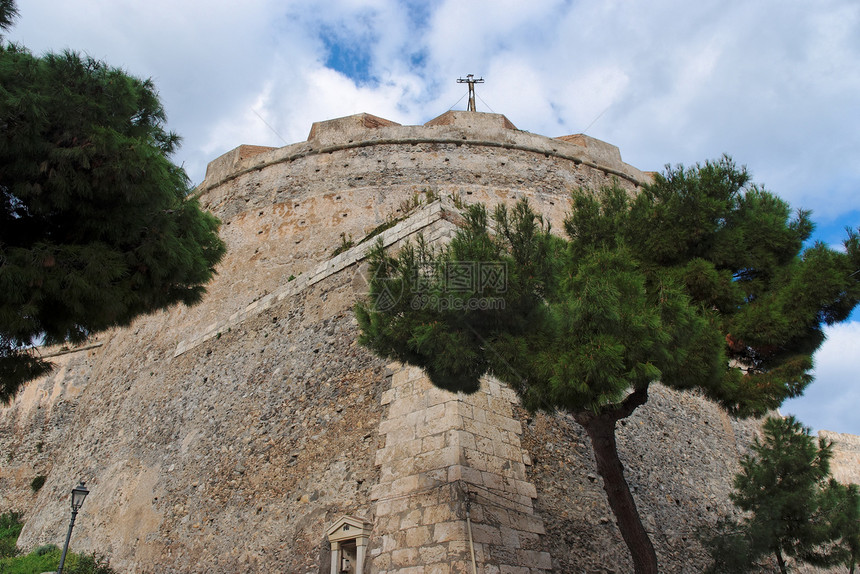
6;0;860;432
783;321;860;435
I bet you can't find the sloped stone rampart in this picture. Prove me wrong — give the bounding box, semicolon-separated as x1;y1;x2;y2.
1;111;857;573
2;270;389;573
174;199;458;358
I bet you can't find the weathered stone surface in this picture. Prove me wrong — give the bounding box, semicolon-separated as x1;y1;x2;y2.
1;110;856;573
821;430;860;485
3;273;387;573
371;363;548;572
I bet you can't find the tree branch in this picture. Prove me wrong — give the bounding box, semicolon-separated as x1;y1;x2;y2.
573;384;650;427
611;384;650;421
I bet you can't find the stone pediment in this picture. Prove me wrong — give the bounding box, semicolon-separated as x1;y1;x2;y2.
326;515;372;542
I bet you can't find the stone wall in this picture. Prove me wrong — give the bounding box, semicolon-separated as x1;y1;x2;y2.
820;431;860;485
370;365;550;573
2;270;388;573
1;110;857;573
152;112;647;393
521;385;762;573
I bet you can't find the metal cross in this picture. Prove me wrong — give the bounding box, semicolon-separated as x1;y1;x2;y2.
457;74;484;112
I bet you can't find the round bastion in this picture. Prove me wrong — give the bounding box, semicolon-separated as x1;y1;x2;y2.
3;110;852;573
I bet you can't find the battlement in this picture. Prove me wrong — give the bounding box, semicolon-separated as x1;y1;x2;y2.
203;144;277;185
423;109;518;130
198;111;649;196
307;112;402;145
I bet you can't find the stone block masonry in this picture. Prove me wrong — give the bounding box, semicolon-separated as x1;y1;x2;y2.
3;108;858;573
163;110;651;382
370;365;551;573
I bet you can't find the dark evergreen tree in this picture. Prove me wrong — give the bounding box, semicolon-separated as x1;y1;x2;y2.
355;156;860;573
0;0;17;33
726;416;838;573
709;416;860;573
0;2;226;402
701;518;758;574
819;479;860;574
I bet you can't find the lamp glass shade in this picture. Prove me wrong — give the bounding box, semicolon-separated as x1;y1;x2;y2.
71;482;89;511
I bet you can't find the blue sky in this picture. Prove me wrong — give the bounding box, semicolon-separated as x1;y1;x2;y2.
6;0;859;434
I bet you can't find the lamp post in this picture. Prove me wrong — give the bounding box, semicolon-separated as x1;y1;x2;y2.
57;481;89;574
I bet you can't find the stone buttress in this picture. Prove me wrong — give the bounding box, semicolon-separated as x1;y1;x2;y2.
370;365;551;573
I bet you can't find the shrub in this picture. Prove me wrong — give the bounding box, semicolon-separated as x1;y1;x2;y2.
64;552;117;574
1;508;118;573
29;476;46;493
0;511;23;558
0;546;60;573
0;546;118;574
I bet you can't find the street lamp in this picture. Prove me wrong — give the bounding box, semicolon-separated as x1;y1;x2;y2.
57;481;89;574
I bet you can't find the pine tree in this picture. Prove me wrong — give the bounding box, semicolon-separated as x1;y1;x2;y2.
0;0;17;33
709;416;860;573
0;2;226;402
728;416;837;573
355;156;860;573
819;480;860;573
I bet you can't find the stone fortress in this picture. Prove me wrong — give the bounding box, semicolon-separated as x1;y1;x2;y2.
1;109;858;573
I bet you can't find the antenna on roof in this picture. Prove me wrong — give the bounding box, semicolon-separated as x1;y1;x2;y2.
457;74;484;112
252;109;288;145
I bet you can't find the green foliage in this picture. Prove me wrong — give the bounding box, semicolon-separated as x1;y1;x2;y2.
398;191;422;214
0;29;226;402
0;546;59;574
819;480;860;573
0;513;117;574
28;476;44;493
61;552;117;574
0;548;117;574
358;216;402;246
356;157;860;572
0;511;23;558
358;159;859;416
449;191;466;209
566;157;860;416
357;203;543;395
733;416;834;570
0;0;17;34
700;519;757;574
332;233;354;256
423;187;440;203
707;416;859;573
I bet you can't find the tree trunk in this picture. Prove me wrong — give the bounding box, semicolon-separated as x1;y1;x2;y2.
774;548;788;574
579;412;658;574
